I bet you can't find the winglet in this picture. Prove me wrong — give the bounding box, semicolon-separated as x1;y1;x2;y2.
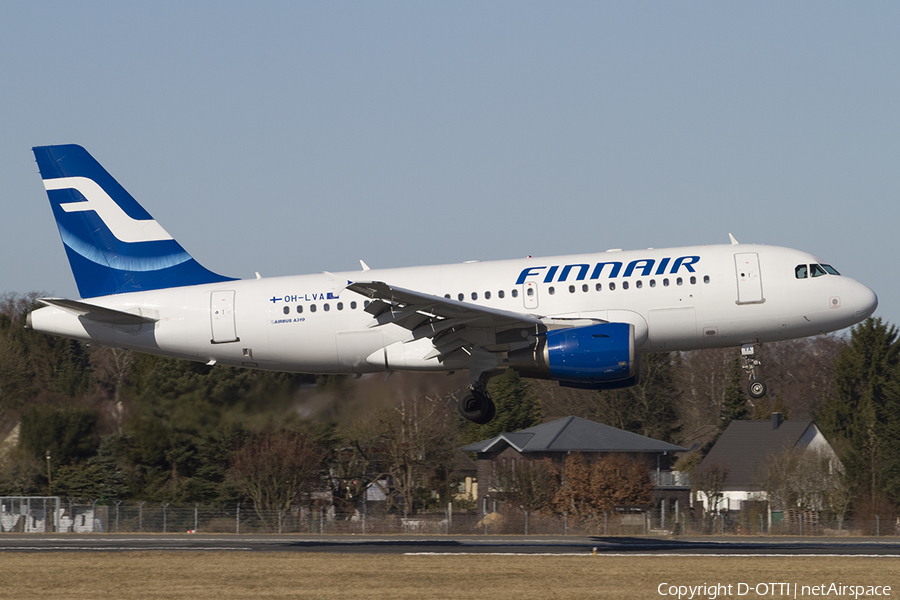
728;233;739;245
360;260;371;271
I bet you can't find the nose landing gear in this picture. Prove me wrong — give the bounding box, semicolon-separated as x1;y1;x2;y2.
741;343;768;399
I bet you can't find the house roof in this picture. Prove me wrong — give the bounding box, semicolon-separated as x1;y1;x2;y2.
460;416;686;454
697;417;817;488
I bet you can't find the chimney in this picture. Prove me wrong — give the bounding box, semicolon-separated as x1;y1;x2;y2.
771;412;783;429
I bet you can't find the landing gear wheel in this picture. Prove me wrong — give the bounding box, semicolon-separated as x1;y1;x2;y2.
748;380;767;399
458;389;496;425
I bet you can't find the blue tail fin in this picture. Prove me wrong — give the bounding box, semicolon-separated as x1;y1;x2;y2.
33;144;236;298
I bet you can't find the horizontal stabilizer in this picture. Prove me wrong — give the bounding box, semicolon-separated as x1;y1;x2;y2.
38;298;158;326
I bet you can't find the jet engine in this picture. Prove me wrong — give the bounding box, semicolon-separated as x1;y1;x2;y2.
508;322;640;389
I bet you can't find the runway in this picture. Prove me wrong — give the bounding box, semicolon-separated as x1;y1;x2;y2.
1;534;899;556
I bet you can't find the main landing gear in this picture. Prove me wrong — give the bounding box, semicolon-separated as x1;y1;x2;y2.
458;384;496;425
741;343;768;399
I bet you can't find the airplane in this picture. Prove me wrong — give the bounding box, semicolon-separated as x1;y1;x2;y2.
26;144;878;424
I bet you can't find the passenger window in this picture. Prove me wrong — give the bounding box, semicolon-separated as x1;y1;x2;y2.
703;275;710;284
609;282;616;291
568;285;575;293
811;264;828;277
498;290;505;299
690;276;696;285
310;304;317;312
582;284;588;292
471;292;478;301
795;265;808;279
512;289;519;298
283;306;289;315
663;279;669;287
677;277;683;286
458;293;464;301
444;294;451;299
297;305;303;314
485;291;491;300
526;288;533;297
548;287;555;295
337;302;343;311
595;283;602;291
636;280;643;289
324;303;330;312
622;281;629;290
650;280;656;288
351;301;357;309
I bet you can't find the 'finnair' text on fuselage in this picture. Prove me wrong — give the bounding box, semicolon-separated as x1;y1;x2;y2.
515;256;700;284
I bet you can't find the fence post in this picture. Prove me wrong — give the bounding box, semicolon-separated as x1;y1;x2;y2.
138;501;145;532
799;513;803;536
67;498;74;533
236;503;241;534
114;501;121;533
91;499;99;533
876;515;880;537
759;513;763;535
524;510;529;536
163;503;169;534
278;510;283;535
194;503;199;533
563;511;568;536
604;511;608;536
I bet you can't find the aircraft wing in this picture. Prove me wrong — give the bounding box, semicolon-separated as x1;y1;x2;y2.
347;281;546;359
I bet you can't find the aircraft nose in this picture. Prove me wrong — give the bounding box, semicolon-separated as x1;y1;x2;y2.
851;281;878;319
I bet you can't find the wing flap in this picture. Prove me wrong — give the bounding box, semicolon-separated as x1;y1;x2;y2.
348;281;543;332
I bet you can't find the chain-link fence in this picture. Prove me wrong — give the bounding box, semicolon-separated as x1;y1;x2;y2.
2;497;898;536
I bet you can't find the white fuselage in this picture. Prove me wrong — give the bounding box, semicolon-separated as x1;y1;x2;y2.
28;242;877;376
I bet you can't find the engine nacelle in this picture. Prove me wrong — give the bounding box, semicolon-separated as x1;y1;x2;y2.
508;322;639;389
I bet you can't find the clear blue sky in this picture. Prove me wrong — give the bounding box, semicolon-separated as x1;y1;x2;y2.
2;2;897;328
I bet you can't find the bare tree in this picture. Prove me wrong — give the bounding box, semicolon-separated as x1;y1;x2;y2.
493;458;558;513
692;463;729;517
370;393;457;514
228;429;327;525
759;446;849;518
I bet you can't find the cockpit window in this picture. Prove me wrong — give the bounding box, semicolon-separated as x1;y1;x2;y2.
821;264;840;275
811;263;828;278
795;265;808;279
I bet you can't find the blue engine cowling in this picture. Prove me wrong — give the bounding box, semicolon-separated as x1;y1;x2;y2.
508;322;639;389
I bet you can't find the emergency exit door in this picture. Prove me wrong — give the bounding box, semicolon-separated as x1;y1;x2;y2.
734;253;764;304
210;291;239;343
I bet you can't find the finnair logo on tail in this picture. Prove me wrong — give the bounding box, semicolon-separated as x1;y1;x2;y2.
43;177;173;244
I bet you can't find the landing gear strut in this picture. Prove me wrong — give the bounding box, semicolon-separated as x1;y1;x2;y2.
458;384;496;425
741;343;767;399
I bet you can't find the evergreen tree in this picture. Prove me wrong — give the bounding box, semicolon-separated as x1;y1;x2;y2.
720;354;750;429
460;370;541;443
817;318;900;506
588;352;680;442
19;405;99;467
